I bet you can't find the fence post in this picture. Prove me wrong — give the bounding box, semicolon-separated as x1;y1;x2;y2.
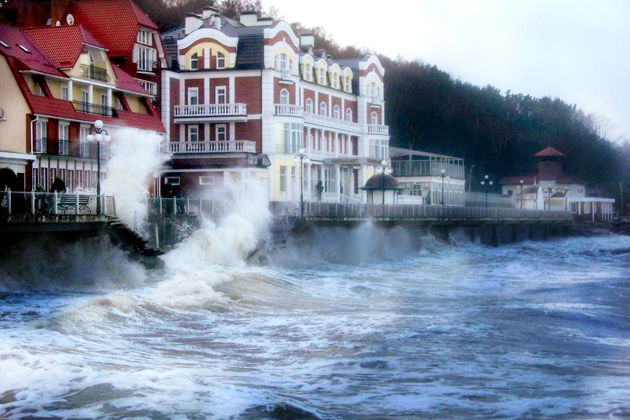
53;191;58;215
159;197;163;215
154;224;160;249
173;198;177;215
75;193;79;215
186;198;190;215
31;191;35;215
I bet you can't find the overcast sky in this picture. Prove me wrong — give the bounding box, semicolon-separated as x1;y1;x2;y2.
261;0;630;142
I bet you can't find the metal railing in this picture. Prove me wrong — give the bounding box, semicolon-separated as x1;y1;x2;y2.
34;137;47;154
58;138;69;156
80;64;109;82
137;60;157;72
73;101;114;117
392;160;466;179
80;141;91;158
0;190;115;218
147;198;224;218
166;140;256;154
368;124;389;135
274;104;303;116
174;103;247;118
305;111;359;130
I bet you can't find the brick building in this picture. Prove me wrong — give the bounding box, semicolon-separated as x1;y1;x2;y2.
160;8;390;202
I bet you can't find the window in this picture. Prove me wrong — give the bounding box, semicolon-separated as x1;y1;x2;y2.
279;89;290;105
61;85;69;100
346;108;352;122
324;167;337;193
80;89;89;112
305;98;313;114
137;29;151;45
215;86;226;104
304;62;312;81
35;120;47;153
344;75;352;92
318;67;326;84
215;124;226;141
369;139;389;160
279;166;287;192
319;102;327;116
370;111;379;125
188;125;199;142
282;123;302;154
277;53;288;70
217;52;226;69
190;53;198;70
165;176;180;186
187;87;198;105
331;73;338;89
100;92;108;114
369;82;376;98
333;105;340;119
137;45;156;72
35;81;44;96
58;122;69;156
199;176;215;186
79;126;90;157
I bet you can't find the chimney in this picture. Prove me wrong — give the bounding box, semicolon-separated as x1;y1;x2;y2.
239;10;258;26
300;34;315;52
185;14;203;35
202;6;220;19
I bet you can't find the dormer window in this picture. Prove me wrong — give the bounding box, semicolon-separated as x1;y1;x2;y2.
318;68;326;85
0;41;9;49
190;53;198;70
137;29;151;46
304;62;312;81
277;53;288;70
217;52;226;69
344;75;352;92
18;44;30;53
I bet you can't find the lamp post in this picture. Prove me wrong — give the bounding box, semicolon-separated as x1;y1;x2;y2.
519;179;524;209
544;187;552;211
480;174;492;209
376;159;392;206
86;119;110;215
293;148;309;217
440;168;446;207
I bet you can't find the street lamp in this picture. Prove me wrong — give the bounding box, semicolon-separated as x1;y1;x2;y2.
440;168;446;207
293;148;309;217
86;119;110;215
376;159;392;206
544;187;552;211
480;174;493;209
519;179;524;209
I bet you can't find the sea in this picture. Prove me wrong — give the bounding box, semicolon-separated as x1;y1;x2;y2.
1;218;629;419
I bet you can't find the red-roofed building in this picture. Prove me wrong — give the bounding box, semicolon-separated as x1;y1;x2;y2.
500;146;614;221
0;22;164;193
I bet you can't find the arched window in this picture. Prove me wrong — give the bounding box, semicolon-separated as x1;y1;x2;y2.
333;105;340;119
190;53;198;70
279;89;290;105
319;102;327;116
278;53;288;70
217;52;225;69
345;108;353;122
305;98;313;114
369;82;376;98
304;63;312;81
318;67;326;85
370;111;378;125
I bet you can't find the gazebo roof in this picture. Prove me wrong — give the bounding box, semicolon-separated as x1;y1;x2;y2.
362;173;402;190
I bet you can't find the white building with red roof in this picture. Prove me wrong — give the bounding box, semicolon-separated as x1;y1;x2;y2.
0;20;164;193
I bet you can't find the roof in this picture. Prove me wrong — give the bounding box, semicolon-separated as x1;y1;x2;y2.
111;64;148;95
534;146;566;158
65;0;158;56
500;175;537;185
23;25;105;68
0;24;66;77
362;173;401;190
389;146;463;161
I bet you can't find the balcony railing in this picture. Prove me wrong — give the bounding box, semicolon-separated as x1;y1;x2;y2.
173;103;247;119
34;137;47;154
80;64;109;82
304;111;359;130
137;60;157;72
368;125;389;135
80;141;90;158
274;104;303;116
58;139;69;156
166;140;256;154
392;160;466;179
73;101;114;117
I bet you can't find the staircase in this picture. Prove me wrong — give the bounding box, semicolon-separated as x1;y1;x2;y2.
105;217;161;256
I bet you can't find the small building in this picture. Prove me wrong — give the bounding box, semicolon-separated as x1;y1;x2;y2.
362;173;401;205
501;146;614;221
390;146;465;206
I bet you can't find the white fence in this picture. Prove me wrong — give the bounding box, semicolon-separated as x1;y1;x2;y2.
0;190;116;217
166;140;256;154
173;103;247;118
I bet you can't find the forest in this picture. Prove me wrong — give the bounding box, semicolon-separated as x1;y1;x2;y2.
136;0;629;204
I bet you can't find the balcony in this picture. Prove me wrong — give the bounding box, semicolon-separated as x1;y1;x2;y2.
274;104;303;117
137;60;157;73
73;101;114;117
79;141;90;158
166;140;257;154
368;125;389;136
173;103;247;122
304;112;360;131
81;64;109;82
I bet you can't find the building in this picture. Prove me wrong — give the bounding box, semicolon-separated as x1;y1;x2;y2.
0;17;164;192
159;8;390;202
390;146;466;206
501;146;614;221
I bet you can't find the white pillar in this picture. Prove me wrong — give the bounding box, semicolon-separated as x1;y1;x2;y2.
67;80;73;101
335;165;341;202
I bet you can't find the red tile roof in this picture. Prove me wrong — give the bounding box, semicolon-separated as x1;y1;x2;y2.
0;24;67;77
500;176;538;185
23;25;106;68
66;0;158;57
534;146;566;158
111;64;148;95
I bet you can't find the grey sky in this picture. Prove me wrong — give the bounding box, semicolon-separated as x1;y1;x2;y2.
261;0;630;142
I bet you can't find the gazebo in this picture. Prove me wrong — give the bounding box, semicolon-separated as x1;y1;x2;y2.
362;173;402;205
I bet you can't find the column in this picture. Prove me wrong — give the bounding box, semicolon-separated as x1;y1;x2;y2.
87;84;93;105
67;80;73;101
306;163;312;201
335;165;341;202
